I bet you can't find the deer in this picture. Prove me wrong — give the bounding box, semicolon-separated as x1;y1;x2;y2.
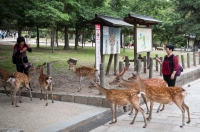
7;65;35;107
0;68;10;96
35;63;54;106
68;62;99;93
128;73;190;127
109;66;167;115
93;81;147;128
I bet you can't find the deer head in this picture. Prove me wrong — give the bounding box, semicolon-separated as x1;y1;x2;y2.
109;77;121;85
36;63;46;71
128;73;139;81
68;62;75;71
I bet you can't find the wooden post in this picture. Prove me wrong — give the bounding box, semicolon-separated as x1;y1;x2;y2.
47;63;52;76
124;56;129;67
114;54;118;75
181;55;185;69
147;52;150;69
187;53;190;68
106;54;113;75
160;57;163;76
193;52;196;66
199;52;200;65
134;24;138;71
155;54;158;71
137;59;141;74
100;63;105;88
143;56;147;73
119;61;124;79
149;57;153;78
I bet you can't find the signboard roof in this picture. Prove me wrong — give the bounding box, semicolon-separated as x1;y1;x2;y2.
86;14;133;27
124;13;162;25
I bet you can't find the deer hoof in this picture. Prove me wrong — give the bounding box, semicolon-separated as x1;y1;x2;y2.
147;118;151;121
130;122;134;125
156;111;159;113
40;98;42;100
45;103;48;106
128;112;132;115
19;101;22;103
143;124;147;128
187;121;190;124
146;112;149;114
52;101;54;103
30;98;32;101
109;121;116;124
16;105;20;107
12;103;14;105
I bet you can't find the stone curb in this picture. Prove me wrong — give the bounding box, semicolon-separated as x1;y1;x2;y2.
34;108;109;132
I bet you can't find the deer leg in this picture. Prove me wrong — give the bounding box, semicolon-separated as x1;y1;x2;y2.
123;106;127;113
26;84;32;101
157;104;162;113
147;100;154;121
114;104;117;123
160;104;165;111
13;88;19;107
174;102;185;127
128;106;133;115
182;102;190;124
141;94;149;114
45;88;48;106
10;88;14;105
109;103;116;124
3;85;9;96
130;108;138;124
50;83;54;103
19;88;22;103
78;76;82;92
40;85;43;100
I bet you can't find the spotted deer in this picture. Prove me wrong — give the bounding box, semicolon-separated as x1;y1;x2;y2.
93;82;147;128
7;65;35;107
68;62;99;92
0;68;10;96
128;73;190;127
36;63;54;106
109;67;167;114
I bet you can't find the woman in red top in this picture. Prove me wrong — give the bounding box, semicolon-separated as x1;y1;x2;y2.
13;36;32;90
156;44;179;86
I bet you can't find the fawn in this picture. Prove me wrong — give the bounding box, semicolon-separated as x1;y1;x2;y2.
36;63;54;106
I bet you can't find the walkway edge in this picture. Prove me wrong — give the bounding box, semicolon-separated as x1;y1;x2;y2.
34;108;109;132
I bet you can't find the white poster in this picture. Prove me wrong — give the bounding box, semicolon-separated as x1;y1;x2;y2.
95;24;101;73
137;28;152;53
103;26;120;54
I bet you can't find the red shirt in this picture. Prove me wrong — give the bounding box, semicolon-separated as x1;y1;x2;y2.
162;54;178;75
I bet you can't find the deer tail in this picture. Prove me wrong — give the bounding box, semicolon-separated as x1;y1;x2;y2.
137;91;146;98
46;77;52;84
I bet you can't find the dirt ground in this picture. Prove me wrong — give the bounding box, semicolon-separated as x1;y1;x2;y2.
0;40;199;96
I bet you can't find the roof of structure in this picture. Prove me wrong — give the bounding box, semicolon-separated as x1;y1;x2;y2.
86;14;133;27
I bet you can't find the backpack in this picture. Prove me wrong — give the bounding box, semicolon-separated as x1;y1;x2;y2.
173;56;183;76
165;55;183;76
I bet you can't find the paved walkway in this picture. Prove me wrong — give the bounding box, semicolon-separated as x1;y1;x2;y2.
0;93;108;132
90;79;200;132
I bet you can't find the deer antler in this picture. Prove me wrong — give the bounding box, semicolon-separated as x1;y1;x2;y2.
116;63;130;78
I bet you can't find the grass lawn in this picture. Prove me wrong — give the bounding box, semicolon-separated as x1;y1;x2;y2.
0;44;193;73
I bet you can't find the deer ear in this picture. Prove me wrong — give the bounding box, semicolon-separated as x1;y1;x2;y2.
43;62;46;66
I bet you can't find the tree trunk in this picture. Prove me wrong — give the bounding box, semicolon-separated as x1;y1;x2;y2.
63;26;70;50
56;29;58;47
74;27;79;50
82;31;84;49
36;26;39;48
18;26;22;37
51;28;55;53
